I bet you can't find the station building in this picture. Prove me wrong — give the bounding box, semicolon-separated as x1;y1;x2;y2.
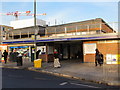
2;18;120;64
0;25;13;52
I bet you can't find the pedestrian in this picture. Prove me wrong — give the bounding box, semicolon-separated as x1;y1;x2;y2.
53;49;61;68
9;50;14;62
13;49;19;62
3;50;8;64
95;49;101;66
36;50;41;59
0;50;2;63
24;49;29;57
41;48;45;54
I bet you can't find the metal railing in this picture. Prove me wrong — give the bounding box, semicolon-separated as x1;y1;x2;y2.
5;22;118;40
45;22;118;37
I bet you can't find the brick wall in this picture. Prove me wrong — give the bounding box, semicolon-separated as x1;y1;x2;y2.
83;40;119;63
97;40;119;62
84;54;95;62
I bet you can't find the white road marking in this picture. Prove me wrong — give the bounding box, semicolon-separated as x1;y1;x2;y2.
59;82;68;85
70;82;101;88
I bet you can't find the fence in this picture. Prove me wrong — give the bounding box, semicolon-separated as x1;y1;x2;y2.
5;22;118;40
45;22;118;37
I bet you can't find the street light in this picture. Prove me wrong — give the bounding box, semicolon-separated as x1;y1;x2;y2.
33;0;46;60
34;0;37;60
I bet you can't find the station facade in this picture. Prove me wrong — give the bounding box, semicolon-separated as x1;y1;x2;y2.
1;18;120;64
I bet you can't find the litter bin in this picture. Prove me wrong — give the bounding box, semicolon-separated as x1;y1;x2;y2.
34;59;42;68
17;56;23;66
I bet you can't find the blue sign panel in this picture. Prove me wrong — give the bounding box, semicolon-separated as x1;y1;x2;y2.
2;35;117;44
10;46;29;48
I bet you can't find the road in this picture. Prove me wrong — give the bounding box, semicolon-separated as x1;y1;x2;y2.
1;68;119;89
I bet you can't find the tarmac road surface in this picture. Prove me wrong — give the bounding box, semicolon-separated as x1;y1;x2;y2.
1;68;119;89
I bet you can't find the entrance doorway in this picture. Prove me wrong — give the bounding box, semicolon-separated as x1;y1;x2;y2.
54;41;83;62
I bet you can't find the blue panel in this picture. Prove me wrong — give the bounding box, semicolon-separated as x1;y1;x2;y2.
10;46;29;48
2;35;117;44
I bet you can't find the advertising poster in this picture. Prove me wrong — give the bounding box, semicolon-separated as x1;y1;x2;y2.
37;46;46;54
83;43;96;54
106;54;112;64
106;54;118;64
111;55;117;64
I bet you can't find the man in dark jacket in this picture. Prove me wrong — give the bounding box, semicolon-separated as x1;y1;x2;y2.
3;50;8;64
36;50;41;59
95;49;100;66
95;49;103;66
13;49;19;62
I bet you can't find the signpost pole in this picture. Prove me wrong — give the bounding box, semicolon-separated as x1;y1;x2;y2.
34;0;37;60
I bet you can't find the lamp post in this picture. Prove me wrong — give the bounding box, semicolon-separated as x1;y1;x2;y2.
34;0;37;60
0;26;2;44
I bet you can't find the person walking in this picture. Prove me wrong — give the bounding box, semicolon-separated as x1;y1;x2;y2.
13;49;19;62
54;49;61;68
95;49;101;66
3;50;8;64
36;50;41;59
9;50;14;62
0;50;2;63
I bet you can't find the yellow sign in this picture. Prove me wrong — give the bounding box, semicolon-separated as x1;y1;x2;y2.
117;54;120;64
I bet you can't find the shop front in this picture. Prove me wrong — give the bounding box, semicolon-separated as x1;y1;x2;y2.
0;44;8;52
7;44;34;62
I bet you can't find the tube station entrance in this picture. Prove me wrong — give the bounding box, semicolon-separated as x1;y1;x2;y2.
46;41;84;62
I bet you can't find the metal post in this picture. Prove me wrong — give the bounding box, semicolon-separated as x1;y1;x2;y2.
0;26;2;44
20;32;21;39
100;23;102;33
55;19;57;25
55;28;57;36
65;27;67;35
76;26;77;35
34;0;37;60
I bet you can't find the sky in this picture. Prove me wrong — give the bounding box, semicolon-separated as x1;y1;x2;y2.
0;1;118;31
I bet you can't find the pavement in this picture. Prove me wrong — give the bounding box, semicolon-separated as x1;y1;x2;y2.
1;59;120;86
